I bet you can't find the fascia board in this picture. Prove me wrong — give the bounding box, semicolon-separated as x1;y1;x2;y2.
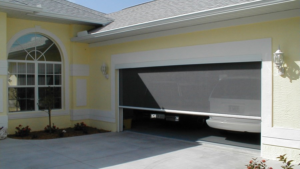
71;0;297;42
28;12;113;25
0;1;43;13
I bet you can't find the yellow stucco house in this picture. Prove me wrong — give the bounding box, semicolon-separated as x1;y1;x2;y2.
0;0;299;163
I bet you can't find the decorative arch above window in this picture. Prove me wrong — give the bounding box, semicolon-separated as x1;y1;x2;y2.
8;33;61;62
8;33;62;112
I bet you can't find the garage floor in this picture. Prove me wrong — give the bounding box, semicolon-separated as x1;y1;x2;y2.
127;119;261;150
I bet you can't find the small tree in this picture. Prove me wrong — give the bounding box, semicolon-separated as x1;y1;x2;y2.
38;87;55;133
9;88;20;111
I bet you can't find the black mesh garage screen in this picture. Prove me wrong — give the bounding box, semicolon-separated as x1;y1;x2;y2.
119;62;261;117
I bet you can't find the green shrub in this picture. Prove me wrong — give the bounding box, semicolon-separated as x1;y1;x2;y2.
246;154;299;169
15;125;31;137
44;123;59;133
74;122;87;131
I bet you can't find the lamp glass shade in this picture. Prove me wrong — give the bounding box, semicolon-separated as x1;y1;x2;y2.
274;49;283;66
101;64;107;74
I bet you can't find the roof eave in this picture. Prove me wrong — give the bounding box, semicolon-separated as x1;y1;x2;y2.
0;1;43;13
28;12;113;26
71;0;297;42
0;1;114;25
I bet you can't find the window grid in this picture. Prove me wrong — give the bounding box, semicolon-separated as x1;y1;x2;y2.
8;61;62;112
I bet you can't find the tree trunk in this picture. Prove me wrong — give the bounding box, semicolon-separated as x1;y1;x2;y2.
48;109;52;133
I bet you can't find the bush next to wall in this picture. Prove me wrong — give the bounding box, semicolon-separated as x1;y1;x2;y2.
15;125;31;137
246;154;300;169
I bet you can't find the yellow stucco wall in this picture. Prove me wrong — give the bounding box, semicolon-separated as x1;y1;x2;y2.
69;42;91;109
90;17;300;129
70;42;91;64
0;13;7;116
262;144;300;164
71;76;90;109
8;115;71;133
0;12;7;61
89;17;300;162
89;119;115;132
89;49;111;110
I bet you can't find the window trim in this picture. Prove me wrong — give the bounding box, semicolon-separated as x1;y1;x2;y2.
8;61;63;112
6;26;70;119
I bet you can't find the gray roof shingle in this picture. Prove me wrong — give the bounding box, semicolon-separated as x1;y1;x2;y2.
96;0;257;33
0;0;113;23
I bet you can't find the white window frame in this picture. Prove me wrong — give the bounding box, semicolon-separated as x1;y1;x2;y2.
8;60;62;112
6;26;70;119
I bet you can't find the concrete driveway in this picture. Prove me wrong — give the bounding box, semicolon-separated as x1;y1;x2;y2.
0;131;284;169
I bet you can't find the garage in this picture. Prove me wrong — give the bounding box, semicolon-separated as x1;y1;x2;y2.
119;62;261;149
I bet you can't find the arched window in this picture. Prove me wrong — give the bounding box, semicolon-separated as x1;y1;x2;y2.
8;33;62;112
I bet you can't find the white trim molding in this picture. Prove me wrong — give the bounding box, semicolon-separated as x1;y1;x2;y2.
70;109;90;121
0;61;7;75
90;109;115;123
0;79;3;112
8;109;115;122
70;109;115;122
70;64;89;76
76;79;87;106
8;110;69;120
6;26;70;117
262;136;300;149
0;115;8;128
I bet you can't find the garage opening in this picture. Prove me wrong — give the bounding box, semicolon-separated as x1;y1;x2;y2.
119;62;261;149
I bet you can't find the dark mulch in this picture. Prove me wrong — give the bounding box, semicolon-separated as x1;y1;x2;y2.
8;127;110;140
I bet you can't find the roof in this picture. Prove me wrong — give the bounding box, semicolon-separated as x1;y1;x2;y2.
0;0;113;25
91;0;257;33
1;0;297;44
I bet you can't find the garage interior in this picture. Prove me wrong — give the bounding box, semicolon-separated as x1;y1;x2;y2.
123;109;260;149
119;62;262;150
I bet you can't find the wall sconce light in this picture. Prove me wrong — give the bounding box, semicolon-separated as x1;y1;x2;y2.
274;46;284;76
101;63;109;79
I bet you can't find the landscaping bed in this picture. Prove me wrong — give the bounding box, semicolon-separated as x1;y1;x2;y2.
8;126;110;140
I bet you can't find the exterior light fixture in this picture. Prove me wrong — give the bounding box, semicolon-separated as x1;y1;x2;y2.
274;46;284;76
101;63;109;79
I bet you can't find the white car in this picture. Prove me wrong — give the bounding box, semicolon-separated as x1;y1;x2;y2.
206;77;261;133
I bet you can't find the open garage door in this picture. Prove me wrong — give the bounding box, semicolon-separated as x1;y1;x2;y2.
119;62;261;149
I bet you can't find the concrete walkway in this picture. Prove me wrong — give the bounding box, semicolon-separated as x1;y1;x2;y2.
0;131;287;169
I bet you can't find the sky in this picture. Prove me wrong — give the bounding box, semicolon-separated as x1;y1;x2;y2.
68;0;153;14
